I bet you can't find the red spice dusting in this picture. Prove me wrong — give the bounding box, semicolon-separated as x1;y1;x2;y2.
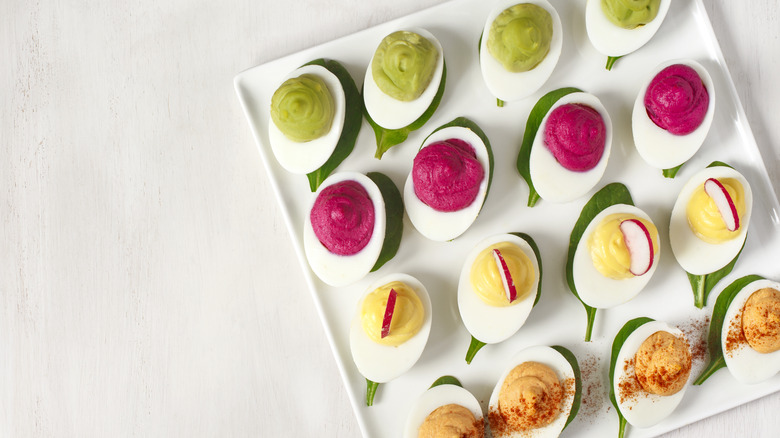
579;353;608;419
617;358;644;406
725;305;748;355
488;377;574;437
678;315;710;365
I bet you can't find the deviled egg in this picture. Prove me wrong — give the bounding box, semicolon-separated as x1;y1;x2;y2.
303;171;403;287
669;163;752;307
610;318;692;436
350;273;432;406
518;89;613;206
458;233;542;363
567;183;660;341
479;0;563;106
403;376;485;438
268;59;362;190
488;345;581;438
404;118;494;241
632;59;715;176
363;28;446;158
586;0;672;70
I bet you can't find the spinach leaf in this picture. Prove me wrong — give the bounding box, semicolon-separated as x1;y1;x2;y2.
367;172;404;272
663;163;683;179
687;239;746;308
365;61;447;159
551;345;582;431
606;56;623;71
465;336;486;365
304;59;363;192
693;274;764;385
708;160;734;169
516;87;582;207
566;183;634;341
609;317;654;438
429;375;462;389
366;378;379;406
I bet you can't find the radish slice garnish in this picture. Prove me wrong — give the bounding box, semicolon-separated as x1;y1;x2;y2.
620;219;655;276
492;249;517;303
380;288;397;338
704;178;740;232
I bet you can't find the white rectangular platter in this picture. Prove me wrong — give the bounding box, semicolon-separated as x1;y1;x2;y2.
234;0;780;436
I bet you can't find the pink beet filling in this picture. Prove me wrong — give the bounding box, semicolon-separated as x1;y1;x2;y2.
412;138;485;212
544;104;606;172
310;180;375;256
644;64;709;135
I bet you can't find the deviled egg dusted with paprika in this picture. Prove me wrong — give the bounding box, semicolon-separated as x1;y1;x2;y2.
404;118;493;242
479;0;563;105
303;171;403;287
403;376;485;438
350;273;432;406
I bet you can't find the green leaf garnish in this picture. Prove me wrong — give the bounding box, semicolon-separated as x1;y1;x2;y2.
516;87;582;207
693;274;764;385
606;56;622;71
687;239;746;308
430;375;463;389
304;59;363;192
609;317;655;438
365;61;447;159
566;183;634;341
366;172;404;272
708;160;734;169
366;378;379;406
465;336;486;365
663;163;684;179
551;345;582;430
421;117;494;211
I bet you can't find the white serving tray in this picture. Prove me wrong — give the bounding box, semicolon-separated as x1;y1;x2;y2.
234;0;780;436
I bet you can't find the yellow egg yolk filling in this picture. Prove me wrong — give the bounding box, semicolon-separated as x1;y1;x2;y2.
470;242;535;307
588;213;659;279
686;178;745;244
361;281;424;346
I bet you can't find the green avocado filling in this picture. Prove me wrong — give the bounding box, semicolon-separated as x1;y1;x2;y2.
270;74;335;142
601;0;660;29
488;3;553;73
371;31;438;102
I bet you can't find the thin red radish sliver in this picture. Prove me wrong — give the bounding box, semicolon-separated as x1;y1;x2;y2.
492;249;517;303
620;219;654;276
381;288;397;338
704;178;740;231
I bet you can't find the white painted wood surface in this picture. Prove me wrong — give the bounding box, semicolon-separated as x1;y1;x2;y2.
2;0;778;436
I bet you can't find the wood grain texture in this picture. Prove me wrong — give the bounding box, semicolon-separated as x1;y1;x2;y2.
2;0;778;437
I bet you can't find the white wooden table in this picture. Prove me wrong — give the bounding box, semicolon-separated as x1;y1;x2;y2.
3;0;778;436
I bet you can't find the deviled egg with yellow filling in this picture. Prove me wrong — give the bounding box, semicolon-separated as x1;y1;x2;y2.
350;273;432;406
363;28;446;159
479;0;563;106
458;233;542;363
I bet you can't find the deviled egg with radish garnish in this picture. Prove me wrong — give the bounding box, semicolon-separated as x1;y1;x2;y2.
695;275;780;386
488;345;581;438
458;233;542;364
586;0;672;70
669;162;752;307
403;376;485;438
350;273;432;406
517;88;612;207
479;0;563;106
567;183;660;341
610;318;692;437
268;59;362;191
303;171;403;287
363;28;446;159
633;59;715;177
404;118;494;242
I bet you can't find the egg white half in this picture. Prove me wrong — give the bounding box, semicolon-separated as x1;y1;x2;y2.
488;345;576;438
530;92;613;203
669;166;752;276
363;27;444;130
303;172;386;287
458;234;538;345
404;126;491;242
722;278;780;384
403;383;484;438
572;204;660;309
632;59;716;169
268;64;347;174
585;0;672;57
613;321;689;428
349;273;433;383
479;0;563;103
